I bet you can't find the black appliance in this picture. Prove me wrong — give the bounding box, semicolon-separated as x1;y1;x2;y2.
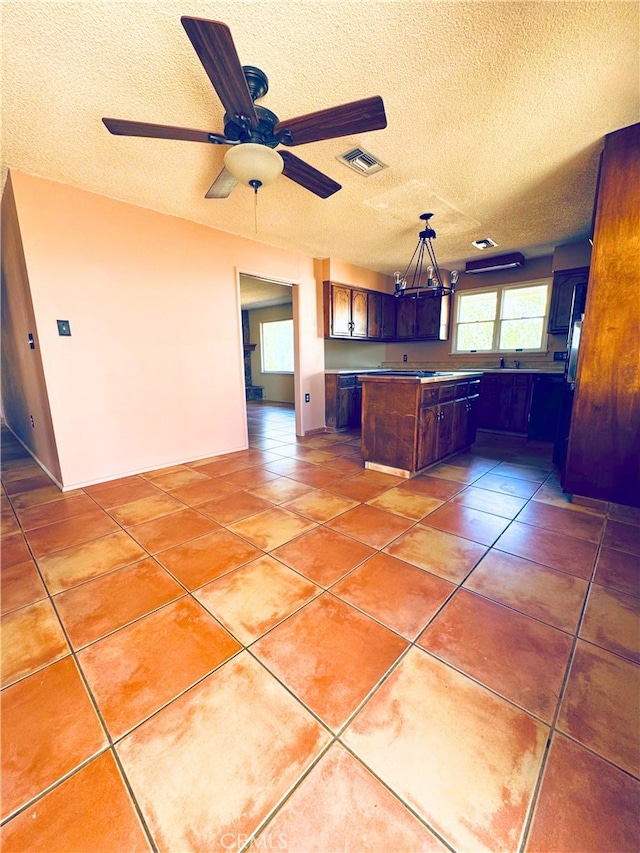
553;282;588;469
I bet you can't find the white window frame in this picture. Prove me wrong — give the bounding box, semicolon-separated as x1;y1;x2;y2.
260;318;294;374
452;279;552;355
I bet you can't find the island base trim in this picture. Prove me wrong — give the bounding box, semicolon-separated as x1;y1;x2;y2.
364;460;413;478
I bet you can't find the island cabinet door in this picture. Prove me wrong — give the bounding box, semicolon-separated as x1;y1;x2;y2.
452;398;469;454
435;401;456;459
416;406;438;470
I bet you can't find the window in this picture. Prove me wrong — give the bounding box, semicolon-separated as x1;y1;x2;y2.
452;281;551;354
260;319;294;373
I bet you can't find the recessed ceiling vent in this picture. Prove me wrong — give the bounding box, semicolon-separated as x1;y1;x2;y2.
337;147;387;175
472;238;498;250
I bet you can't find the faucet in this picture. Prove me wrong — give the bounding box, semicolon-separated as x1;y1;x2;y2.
499;357;505;369
513;360;521;369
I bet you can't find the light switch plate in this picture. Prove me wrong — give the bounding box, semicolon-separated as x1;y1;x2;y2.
57;320;71;336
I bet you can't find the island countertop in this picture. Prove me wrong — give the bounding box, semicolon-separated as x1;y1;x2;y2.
357;370;483;383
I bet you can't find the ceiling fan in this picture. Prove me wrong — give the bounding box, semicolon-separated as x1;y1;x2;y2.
103;16;387;199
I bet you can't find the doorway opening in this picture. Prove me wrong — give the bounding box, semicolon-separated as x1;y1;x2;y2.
239;273;297;431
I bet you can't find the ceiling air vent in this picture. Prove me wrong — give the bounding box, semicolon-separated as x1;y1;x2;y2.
337;147;387;175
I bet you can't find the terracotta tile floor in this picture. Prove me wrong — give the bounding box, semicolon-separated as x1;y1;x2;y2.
1;407;639;852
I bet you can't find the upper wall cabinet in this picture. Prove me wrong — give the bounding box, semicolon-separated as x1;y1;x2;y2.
366;291;397;340
395;295;442;340
547;267;589;334
324;282;368;338
323;281;446;342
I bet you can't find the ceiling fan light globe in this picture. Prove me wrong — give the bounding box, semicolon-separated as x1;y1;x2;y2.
224;144;283;187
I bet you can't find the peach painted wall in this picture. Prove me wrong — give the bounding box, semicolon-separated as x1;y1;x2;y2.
321;258;395;294
9;170;325;488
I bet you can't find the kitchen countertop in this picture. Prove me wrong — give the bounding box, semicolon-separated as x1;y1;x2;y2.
325;368;402;375
326;367;563;375
479;368;564;374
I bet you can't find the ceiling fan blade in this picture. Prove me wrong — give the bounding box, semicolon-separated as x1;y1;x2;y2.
205;168;238;199
275;96;387;147
181;17;257;127
103;118;229;144
280;151;341;198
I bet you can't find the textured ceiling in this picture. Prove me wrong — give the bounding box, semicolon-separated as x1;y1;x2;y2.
239;274;292;309
2;1;639;275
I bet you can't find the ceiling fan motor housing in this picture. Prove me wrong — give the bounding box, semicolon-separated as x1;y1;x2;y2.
224;105;281;147
242;66;269;101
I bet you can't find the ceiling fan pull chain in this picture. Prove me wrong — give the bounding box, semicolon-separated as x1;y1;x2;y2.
254;186;258;235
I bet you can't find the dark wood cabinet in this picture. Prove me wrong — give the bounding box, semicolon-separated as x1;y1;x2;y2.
476;373;533;433
325;373;362;431
395;298;415;339
435;400;456;460
509;375;532;432
527;374;564;441
475;375;511;431
323;282;446;342
367;291;398;340
380;293;396;340
395;296;442;340
366;291;382;339
465;381;480;446
416;404;438;470
564;122;640;506
548;267;589;334
324;282;368;338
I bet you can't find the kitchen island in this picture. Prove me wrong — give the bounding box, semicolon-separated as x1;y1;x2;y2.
359;371;482;478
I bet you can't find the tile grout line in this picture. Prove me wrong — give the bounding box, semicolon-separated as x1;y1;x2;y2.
516;500;612;852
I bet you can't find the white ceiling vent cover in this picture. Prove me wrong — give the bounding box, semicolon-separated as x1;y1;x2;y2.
337;147;387;175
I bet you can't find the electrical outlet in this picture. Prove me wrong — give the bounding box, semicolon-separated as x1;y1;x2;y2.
30;415;34;428
403;354;408;362
304;393;310;402
553;351;568;361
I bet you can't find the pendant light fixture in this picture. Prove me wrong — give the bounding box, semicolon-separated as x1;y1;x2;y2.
394;213;458;298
